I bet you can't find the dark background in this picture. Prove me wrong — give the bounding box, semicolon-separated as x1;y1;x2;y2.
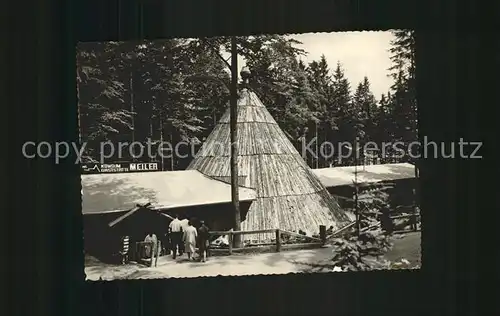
4;0;487;315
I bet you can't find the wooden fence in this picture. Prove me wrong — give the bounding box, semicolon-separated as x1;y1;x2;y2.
322;210;420;241
325;221;357;239
208;227;327;255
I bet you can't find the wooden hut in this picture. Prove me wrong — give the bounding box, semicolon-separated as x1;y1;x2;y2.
187;88;351;242
311;163;417;208
82;170;256;262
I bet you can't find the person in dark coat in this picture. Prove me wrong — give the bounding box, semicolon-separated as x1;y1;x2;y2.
197;220;210;262
380;206;394;235
159;231;170;256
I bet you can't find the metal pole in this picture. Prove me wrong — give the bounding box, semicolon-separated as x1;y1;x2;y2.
230;36;241;248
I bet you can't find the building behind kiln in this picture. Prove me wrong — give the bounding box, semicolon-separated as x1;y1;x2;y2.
311;162;418;208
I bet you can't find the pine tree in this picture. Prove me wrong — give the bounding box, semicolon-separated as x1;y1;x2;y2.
77;39;228;165
374;93;395;162
78;35;369;169
288;59;321;167
353;77;378;164
386;30;417;162
306;55;332;167
153;39;227;170
330;62;354;166
76;42;133;162
187;34;311;144
389;71;416;159
388;30;416;81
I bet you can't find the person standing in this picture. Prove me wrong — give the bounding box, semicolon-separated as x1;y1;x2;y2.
197;220;209;262
379;206;394;235
120;235;130;264
182;220;198;261
179;215;189;255
169;214;182;259
144;232;158;259
161;231;171;255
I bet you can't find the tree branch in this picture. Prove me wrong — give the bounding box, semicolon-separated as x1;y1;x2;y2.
203;41;232;70
184;74;230;92
213;48;232;70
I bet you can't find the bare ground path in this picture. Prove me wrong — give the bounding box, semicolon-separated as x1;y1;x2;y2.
85;232;421;280
85;246;335;280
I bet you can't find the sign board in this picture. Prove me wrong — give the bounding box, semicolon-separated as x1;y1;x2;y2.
81;162;159;174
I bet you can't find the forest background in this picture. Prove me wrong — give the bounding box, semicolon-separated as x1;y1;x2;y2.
76;30;416;170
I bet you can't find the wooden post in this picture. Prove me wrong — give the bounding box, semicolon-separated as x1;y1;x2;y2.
150;242;154;267
413;163;419;231
412;194;417;231
230;36;242;248
354;183;360;236
353;145;360;237
170;133;174;170
155;242;160;267
275;229;281;252
315;123;319;169
160;117;164;171
134;242;138;263
228;232;233;255
76;66;82;145
130;72;135;155
319;225;326;245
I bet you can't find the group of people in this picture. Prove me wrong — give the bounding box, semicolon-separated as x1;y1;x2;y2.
168;214;210;262
142;214;210;263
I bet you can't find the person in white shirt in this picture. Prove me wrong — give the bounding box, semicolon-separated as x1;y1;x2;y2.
168;214;182;259
182;220;198;261
180;218;189;231
178;216;189;255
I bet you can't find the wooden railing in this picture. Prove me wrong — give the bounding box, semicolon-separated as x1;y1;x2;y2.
390;213;420;220
325;221;357;239
324;212;421;239
391;212;421;232
330;197;421;233
209;227;327;255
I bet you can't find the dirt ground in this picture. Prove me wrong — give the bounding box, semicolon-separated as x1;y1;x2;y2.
385;231;421;267
85;246;336;280
85;232;421;280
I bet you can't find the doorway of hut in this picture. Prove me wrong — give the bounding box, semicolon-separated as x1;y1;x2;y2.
104;208;172;265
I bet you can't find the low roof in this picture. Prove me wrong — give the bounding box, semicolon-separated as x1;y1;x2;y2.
311;163;416;188
82;170;256;214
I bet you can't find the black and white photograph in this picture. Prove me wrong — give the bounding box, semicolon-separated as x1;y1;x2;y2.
78;30;420;281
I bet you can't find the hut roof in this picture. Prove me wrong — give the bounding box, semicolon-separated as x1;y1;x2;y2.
82;170;256;215
187;88;350;240
312;163;416;188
